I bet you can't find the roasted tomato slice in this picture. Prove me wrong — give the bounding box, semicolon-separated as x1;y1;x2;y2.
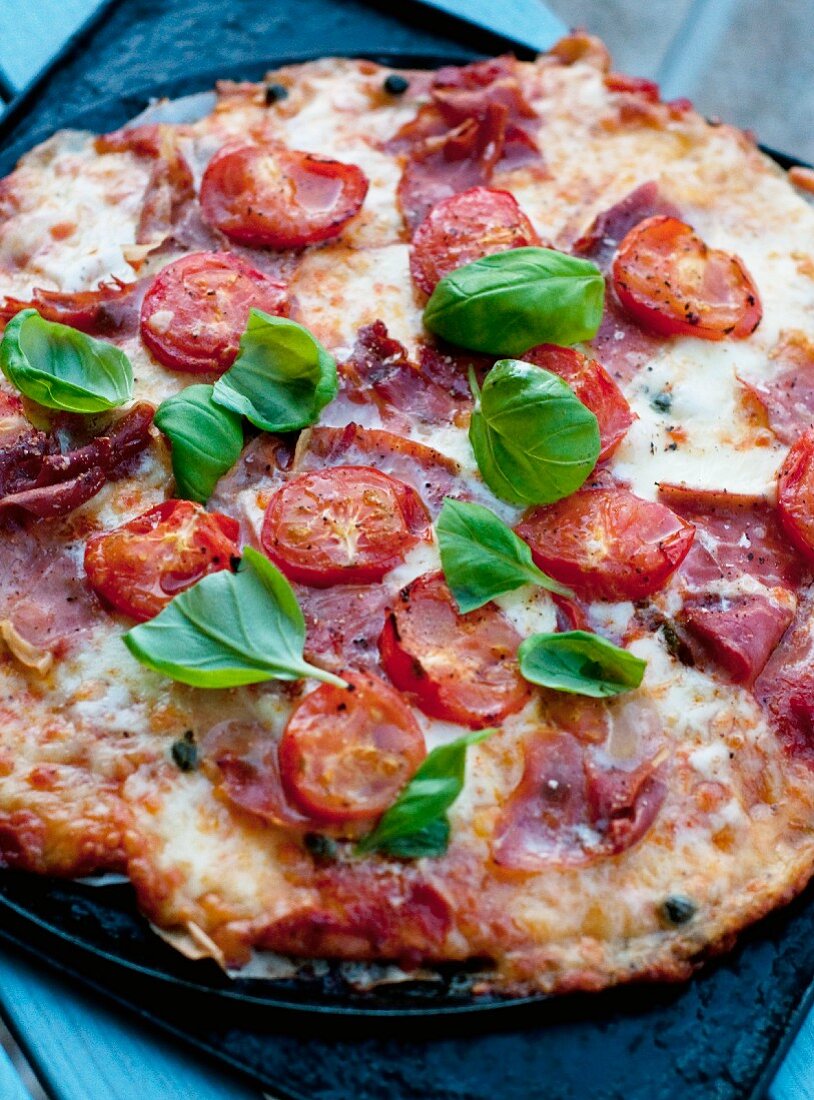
517;486;694;601
139;251;288;374
278;670;425;824
379;571;529;729
261;465;430;587
777;429;814;562
84;500;240;621
409;186;539;295
522;344;634;461
200;141;369;249
611;215;762;340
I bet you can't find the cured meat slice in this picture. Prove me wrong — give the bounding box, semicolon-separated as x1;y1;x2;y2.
296;423;461;515
0;403;154;521
659;485;806;591
493;713;666;870
755;592;814;766
391;57;543;233
679;592;795;687
0;280;146;339
336;321;467;431
738;331;814;444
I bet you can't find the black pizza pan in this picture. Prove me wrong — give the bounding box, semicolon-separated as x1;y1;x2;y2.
1;28;814;1098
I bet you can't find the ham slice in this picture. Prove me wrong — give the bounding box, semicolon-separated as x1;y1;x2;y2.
0;526;99;650
95;123;195;248
299;583;393;674
203;720;312;829
258;872;452;961
573;181;681;273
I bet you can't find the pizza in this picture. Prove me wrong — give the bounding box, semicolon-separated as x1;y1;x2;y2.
1;33;814;998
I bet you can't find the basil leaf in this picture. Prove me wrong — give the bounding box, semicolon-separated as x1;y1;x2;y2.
0;309;133;413
518;630;646;697
358;728;493;857
379;816;451;859
469;360;600;506
123;546;345;689
212;309;337;432
423;247;604;356
437;498;572;612
154;384;243;504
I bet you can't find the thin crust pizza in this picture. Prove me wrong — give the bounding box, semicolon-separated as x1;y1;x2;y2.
1;34;814;996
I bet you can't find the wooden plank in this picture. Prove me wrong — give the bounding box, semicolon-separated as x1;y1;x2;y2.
0;946;264;1100
0;1045;32;1100
0;0;108;92
413;0;567;50
656;0;814;163
771;1005;814;1100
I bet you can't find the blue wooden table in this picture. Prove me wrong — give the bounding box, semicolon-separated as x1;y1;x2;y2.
1;1;814;1096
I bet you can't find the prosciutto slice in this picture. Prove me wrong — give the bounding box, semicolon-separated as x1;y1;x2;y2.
0;527;99;649
493;700;667;870
755;592;814;766
336;321;470;432
0;403;154;522
389;56;543;232
573;183;681;381
659;484;806;591
679;593;795;687
738;331;814;444
296;423;461;515
96;123;195;247
0;279;146;340
658;485;804;684
573;181;681;273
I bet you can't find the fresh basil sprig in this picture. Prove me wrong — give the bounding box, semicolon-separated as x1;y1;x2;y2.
518;630;646;697
357;728;493;858
124;546;345;689
423;247;604;356
154;384;243;504
0;309;133;413
212;309;337;432
469;360;600;506
437;498;571;613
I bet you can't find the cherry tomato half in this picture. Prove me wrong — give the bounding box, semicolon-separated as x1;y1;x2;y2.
200;141;369;249
409;186;540;295
379;572;529;729
516;485;695;601
139;251;288;374
84;500;240;621
261;466;430;587
278;670;425;824
611;215;762;341
522;344;634;461
777;429;814;563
